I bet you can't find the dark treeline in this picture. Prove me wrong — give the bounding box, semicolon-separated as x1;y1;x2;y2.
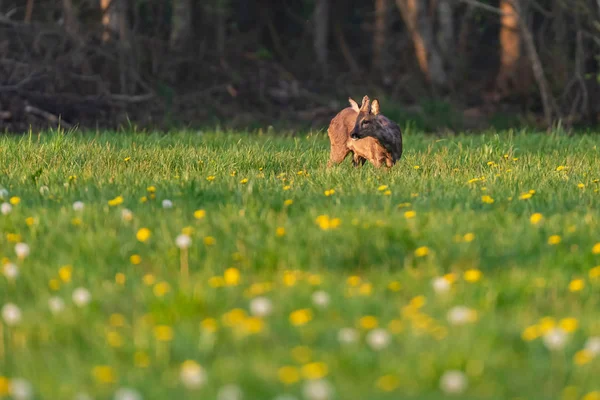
1;0;600;133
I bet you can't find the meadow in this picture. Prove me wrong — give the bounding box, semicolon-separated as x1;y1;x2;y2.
1;128;600;400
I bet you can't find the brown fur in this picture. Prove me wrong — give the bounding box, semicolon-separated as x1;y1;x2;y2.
326;96;394;168
350;98;403;166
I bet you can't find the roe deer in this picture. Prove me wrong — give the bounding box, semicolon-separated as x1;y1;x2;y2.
349;98;402;166
326;95;393;168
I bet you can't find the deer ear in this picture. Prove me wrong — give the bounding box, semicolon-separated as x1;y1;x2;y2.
371;99;380;115
359;95;370;112
348;97;360;112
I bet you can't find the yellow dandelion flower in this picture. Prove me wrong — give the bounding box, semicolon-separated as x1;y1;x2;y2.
376;375;400;392
347;276;361;286
107;331;123;348
324;189;335;196
538;317;556;334
201;318;218;333
153;282;171;297
283;185;291;191
464;269;482;283
224;268;241;286
559;318;578;333
404;210;416;219
115;273;126;285
378;185;388;191
521;325;541;341
143;274;155;286
278;366;300;385
92;365;116;383
359;316;378;330
589;266;600;279
284;199;293;206
578;183;586;189
204;236;216;246
9;196;20;205
243;317;264;334
519;192;533;200
592;243;600;254
0;376;9;396
583;392;600;400
414;246;429;257
208;276;225;288
530;213;543;225
301;362;328;380
49;279;61;291
359;282;372;296
556;165;567;171
282;271;298;287
481;195;494;204
136;228;151;242
574;349;593;365
194;209;206;219
289;309;313;326
134;351;150;368
130;254;142;265
410;295;427;308
569;279;584;292
276;227;286;237
109;313;126;327
25;217;35;226
108;196;123;206
307;274;322;286
154;325;174;341
548;235;561;245
240;178;248;184
58;265;72;283
206;176;216;181
222;308;247;327
387;281;401;291
463;233;475;242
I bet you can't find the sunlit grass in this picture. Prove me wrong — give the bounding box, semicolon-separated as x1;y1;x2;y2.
1;129;599;400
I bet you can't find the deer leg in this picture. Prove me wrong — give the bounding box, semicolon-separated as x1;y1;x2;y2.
352;153;367;167
327;145;350;167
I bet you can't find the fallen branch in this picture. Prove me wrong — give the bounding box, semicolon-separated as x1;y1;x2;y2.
24;104;73;128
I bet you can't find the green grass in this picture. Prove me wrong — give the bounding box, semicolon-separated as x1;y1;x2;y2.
1;128;600;400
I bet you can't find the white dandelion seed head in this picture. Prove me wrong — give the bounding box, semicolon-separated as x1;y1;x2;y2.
3;262;19;280
73;201;85;211
114;388;142;400
432;277;451;294
1;202;12;215
337;327;359;345
2;303;22;326
14;243;30;259
584;336;600;355
0;188;8;199
10;378;33;400
217;384;243;400
543;327;568;351
39;186;49;195
175;234;192;249
447;306;475;326
180;361;207;389
48;296;65;315
250;296;273;317
121;208;133;221
366;328;391;350
162;199;173;208
439;370;468;395
302;379;333;400
311;291;330;308
72;287;91;307
73;393;93;400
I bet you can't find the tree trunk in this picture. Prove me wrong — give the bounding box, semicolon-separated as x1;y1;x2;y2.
62;0;79;37
24;0;34;23
373;0;388;72
170;0;193;51
395;0;447;88
495;0;520;96
100;0;121;42
512;0;556;128
313;0;329;75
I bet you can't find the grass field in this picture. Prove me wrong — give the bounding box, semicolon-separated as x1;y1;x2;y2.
1;128;600;400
